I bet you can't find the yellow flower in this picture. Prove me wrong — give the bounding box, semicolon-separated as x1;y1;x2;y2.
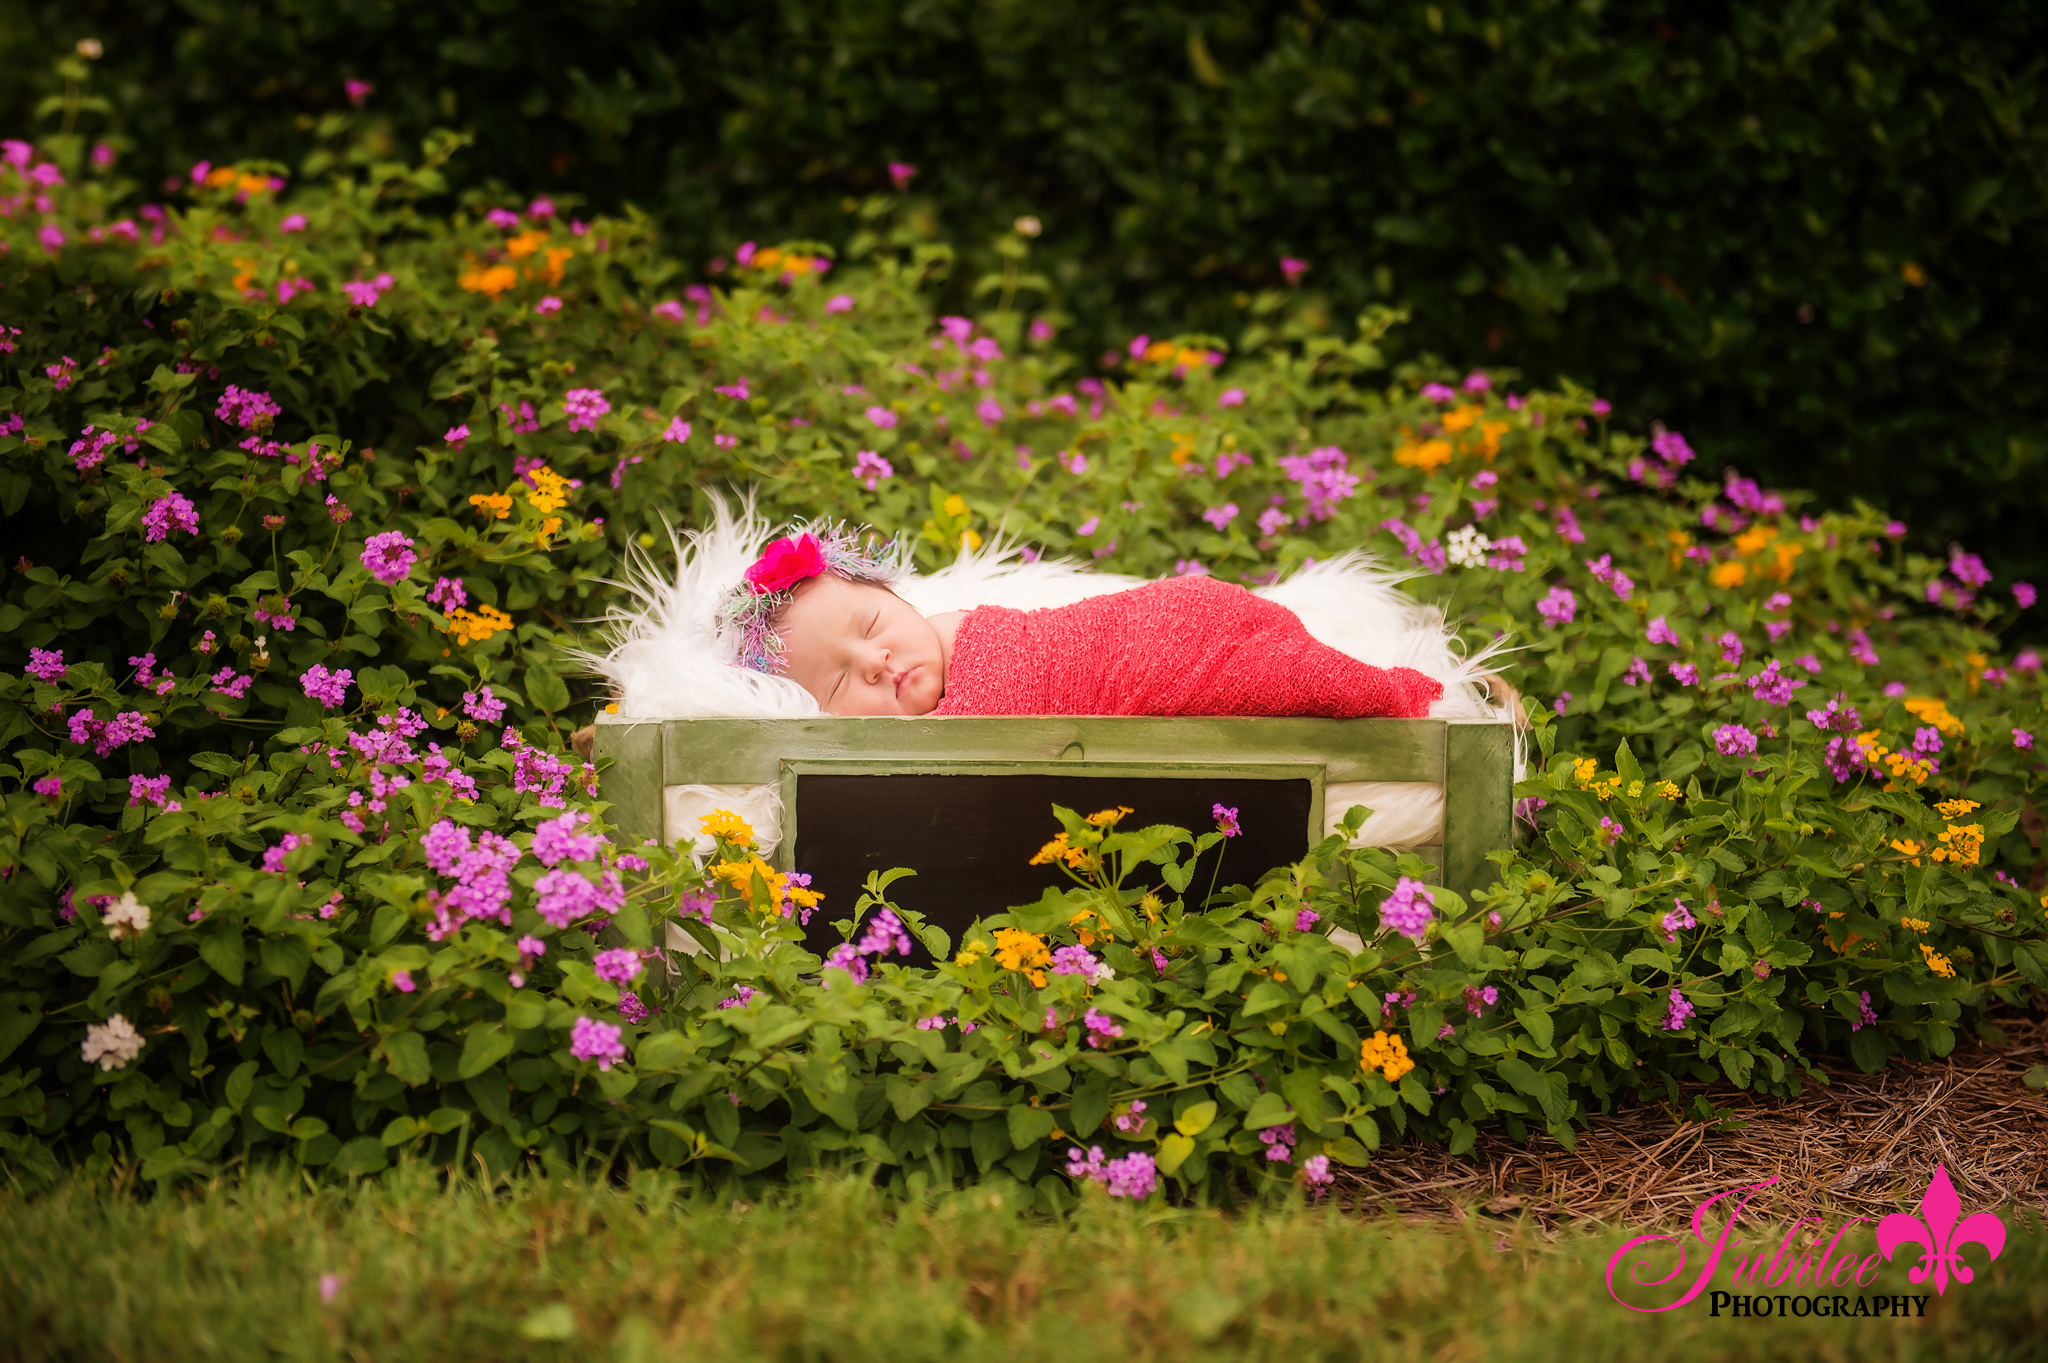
1769;541;1803;581
444;603;513;647
1889;838;1923;865
458;263;518;297
1710;561;1748;588
1931;823;1983;866
700;809;756;847
1918;942;1955;978
1901;261;1928;287
954;941;990;967
1084;805;1134;827
1175;347;1207;369
540;245;574;285
712;854;788;915
943;494;968;518
1145;340;1177;364
1168;431;1198;464
1477;420;1508;457
469;491;514;520
1571;757;1597;787
1654;780;1683;801
1068;908;1108;945
525;466;573;515
1138;892;1163;924
1899;917;1931;933
205;166;240;189
1902;697;1963;735
993;928;1050;978
1030;832;1088;868
1934;799;1980;819
1360;1030;1414;1083
960;528;982;551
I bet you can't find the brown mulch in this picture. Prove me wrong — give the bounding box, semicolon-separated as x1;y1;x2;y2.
1337;1012;2048;1227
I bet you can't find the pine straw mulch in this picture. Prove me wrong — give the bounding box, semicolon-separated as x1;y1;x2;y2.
1335;1011;2048;1228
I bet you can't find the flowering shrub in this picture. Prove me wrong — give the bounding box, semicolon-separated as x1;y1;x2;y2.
1;128;2044;1200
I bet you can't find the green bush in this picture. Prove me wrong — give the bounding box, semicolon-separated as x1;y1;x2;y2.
3;4;2044;587
1;128;2043;1202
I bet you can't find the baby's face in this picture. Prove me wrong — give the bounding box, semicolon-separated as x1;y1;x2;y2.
776;575;946;716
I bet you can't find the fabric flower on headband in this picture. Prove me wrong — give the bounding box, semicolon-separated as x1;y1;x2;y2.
720;523;900;674
745;533;828;594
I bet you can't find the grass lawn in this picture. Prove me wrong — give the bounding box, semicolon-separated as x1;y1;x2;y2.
3;1166;2040;1362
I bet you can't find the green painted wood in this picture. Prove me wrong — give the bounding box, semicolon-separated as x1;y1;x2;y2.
659;716;1447;784
594;719;666;850
773;759;1327;872
1442;720;1514;898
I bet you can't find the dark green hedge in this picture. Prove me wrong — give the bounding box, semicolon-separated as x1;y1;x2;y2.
6;0;2045;592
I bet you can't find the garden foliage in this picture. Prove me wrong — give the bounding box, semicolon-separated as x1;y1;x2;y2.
1;123;2044;1204
4;4;2045;585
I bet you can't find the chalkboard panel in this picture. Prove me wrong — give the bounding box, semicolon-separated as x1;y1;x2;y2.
791;773;1312;963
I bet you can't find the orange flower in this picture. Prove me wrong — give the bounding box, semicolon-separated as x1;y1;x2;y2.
458;264;517;297
1394;438;1452;472
468;492;513;519
505;229;548;260
1710;561;1747;588
444;603;513;647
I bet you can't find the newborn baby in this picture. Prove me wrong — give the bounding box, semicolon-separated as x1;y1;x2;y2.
728;527;1443;719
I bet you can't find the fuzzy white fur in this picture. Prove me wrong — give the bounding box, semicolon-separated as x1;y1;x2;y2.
590;495;1513;853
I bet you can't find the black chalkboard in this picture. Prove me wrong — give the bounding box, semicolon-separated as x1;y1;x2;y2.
790;773;1312;963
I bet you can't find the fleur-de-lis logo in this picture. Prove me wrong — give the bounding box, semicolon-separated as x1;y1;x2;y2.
1875;1164;2006;1296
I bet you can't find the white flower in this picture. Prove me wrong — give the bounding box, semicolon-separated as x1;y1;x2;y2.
1091;962;1116;985
1446;524;1492;568
104;890;151;938
81;1014;144;1070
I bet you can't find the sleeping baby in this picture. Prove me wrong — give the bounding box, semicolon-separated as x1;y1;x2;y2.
725;525;1444;719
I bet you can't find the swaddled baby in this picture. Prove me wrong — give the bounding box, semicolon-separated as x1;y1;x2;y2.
727;527;1443;719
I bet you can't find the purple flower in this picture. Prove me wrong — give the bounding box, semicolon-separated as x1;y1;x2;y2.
27;647;65;683
532;810;605;866
1281;446;1360;521
1202;502;1239;531
345;79;374;106
852;449;893;490
1949;546;1992;590
141;492;199;542
1712;724;1758;757
1621;656;1652;688
1745;660;1805;707
1646;617;1679;647
2015;729;2035;751
1662;899;1696;942
1850;991;1879;1032
1218;387;1246;408
1259;1123;1298;1163
1295;907;1320;932
2012;582;2037;609
864;405;898;430
1213;803;1240;837
592;948;644;986
128;774;176;810
1486;535;1528;572
618;991;650;1023
1082;1008;1123;1048
570;1016;627;1070
427;576;468;611
823;943;869;984
1421;382;1457;403
300;665;353;710
33;775;61;798
1052;944;1107;984
532;865;625;929
1651;427;1695;466
888;161;917;190
534;296;562;316
826;294;855;314
444;424;469;447
463;685;506;723
343;272;393;307
216;386;282;431
1536;586;1578;626
359;531;416;585
1662;988;1695;1031
392;971;416;993
1301;1153;1334;1193
563;388;610;432
856;908;914;958
1883;681;1907;698
1380;877;1435;941
1667;662;1699;686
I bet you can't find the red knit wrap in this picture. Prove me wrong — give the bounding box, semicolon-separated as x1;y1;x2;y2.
931;576;1442;718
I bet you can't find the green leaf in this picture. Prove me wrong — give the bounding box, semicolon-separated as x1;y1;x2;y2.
1514;1008;1554;1051
1069;1078;1110;1137
1006;1103;1056;1151
1240;1091;1293;1131
380;1031;431;1086
331;1136;388;1176
1174;1101;1218;1137
518;1304;577;1341
525;667;571;714
457;1022;515;1080
1240;981;1293;1017
198;926;245;985
1156;1132;1196;1176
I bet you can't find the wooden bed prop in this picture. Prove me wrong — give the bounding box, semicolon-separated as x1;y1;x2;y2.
595;715;1513;958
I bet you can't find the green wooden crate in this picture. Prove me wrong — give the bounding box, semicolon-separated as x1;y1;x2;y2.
595;716;1512;907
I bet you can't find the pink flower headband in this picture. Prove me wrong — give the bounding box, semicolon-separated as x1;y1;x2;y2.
720;522;899;674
